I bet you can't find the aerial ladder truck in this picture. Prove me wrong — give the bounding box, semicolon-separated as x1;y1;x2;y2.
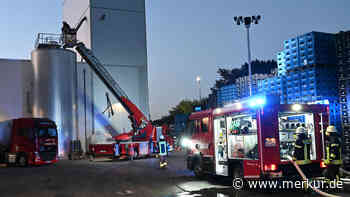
62;17;162;159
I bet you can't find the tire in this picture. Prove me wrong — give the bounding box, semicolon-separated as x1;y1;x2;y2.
17;154;28;167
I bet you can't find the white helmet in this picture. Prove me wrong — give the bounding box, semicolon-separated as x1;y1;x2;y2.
326;126;337;133
159;135;165;140
295;127;306;134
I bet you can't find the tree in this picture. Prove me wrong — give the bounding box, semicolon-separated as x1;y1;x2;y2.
153;98;208;126
169;100;194;116
213;59;277;89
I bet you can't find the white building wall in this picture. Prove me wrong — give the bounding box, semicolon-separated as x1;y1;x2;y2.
63;0;150;138
0;59;32;121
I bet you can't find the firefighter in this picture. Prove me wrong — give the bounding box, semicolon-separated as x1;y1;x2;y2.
158;135;168;168
292;126;312;164
323;126;342;181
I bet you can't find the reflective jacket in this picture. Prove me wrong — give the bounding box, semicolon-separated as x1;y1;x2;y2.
325;133;342;165
293;133;311;164
158;140;167;156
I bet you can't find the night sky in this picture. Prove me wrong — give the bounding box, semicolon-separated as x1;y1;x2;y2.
0;0;349;119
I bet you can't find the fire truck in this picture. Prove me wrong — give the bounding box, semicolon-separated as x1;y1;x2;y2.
61;18;168;159
184;95;329;179
0;118;58;166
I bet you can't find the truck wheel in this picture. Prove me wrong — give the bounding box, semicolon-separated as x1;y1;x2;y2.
17;154;28;167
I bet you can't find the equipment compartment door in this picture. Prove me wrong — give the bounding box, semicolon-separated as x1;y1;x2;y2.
214;117;228;176
243;160;260;178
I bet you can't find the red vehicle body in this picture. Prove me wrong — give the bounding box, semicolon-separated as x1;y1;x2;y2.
0;118;58;166
89;144;115;160
185;95;328;179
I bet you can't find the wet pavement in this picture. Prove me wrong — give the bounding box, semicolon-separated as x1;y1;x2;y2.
0;152;349;197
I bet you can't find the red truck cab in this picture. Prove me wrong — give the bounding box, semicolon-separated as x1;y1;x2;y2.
185;95;328;179
0;118;58;166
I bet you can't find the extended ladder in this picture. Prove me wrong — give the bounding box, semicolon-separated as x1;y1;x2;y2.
75;43;132;115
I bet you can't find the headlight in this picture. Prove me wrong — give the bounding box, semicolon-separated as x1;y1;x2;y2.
181;138;193;148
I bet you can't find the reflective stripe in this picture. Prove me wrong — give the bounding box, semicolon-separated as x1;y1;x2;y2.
329;160;343;165
331;144;339;147
295;145;303;148
304;143;309;160
295;160;312;165
303;140;311;144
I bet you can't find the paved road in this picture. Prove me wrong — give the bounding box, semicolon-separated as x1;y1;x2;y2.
0;152;349;197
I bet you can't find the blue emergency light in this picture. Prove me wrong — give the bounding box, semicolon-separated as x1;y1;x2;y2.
194;106;202;111
248;96;266;108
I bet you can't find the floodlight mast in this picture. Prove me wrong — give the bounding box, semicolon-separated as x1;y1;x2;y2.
233;15;261;96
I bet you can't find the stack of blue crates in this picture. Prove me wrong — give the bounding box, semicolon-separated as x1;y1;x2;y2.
216;31;341;129
277;31;340;129
258;76;286;103
217;84;238;107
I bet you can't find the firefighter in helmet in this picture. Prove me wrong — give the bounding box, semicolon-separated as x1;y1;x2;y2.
323;125;342;180
292;126;312;164
158;135;168;168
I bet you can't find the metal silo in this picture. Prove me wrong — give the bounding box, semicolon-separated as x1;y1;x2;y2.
31;39;77;158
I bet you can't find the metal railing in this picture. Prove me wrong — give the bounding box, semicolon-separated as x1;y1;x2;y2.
35;33;63;49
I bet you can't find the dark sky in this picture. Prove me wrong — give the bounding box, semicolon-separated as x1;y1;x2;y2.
0;0;349;119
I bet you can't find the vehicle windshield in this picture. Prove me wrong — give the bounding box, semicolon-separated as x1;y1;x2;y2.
278;112;316;161
37;128;58;152
38;128;58;138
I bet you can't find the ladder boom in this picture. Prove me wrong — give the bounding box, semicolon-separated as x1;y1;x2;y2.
61;19;153;140
75;42;132;115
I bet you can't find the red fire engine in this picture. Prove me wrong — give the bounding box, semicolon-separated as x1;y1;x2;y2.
184;95;328;179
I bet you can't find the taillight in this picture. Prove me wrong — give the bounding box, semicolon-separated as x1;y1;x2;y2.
264;164;277;171
320;161;327;168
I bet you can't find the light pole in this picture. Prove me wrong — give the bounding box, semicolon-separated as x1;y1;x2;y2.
196;76;202;101
233;15;261;96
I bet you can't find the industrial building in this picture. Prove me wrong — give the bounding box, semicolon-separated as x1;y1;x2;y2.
0;0;150;157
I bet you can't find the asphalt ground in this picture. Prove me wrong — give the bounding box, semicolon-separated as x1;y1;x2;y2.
0;152;349;197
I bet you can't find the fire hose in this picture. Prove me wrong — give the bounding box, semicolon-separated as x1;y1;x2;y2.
340;168;350;176
287;156;341;197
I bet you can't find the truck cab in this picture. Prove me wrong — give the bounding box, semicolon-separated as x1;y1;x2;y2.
185;95;328;179
0;118;58;166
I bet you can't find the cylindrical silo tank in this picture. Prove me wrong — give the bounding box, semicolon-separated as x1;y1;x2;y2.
31;48;77;158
